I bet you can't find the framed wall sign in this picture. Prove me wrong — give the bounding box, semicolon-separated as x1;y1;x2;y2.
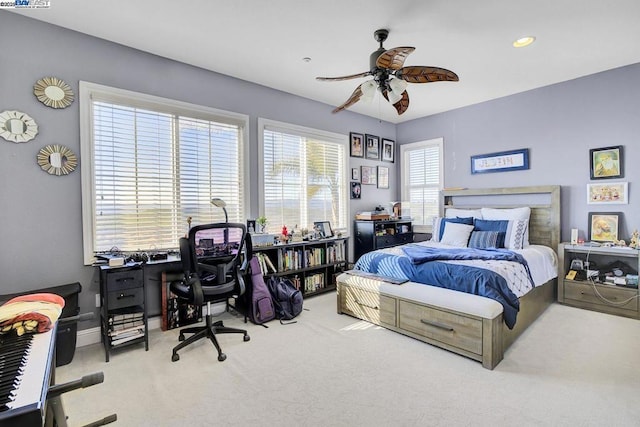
588;212;622;242
587;182;628;204
590;145;623;180
365;134;380;160
471;148;529;174
349;132;364;158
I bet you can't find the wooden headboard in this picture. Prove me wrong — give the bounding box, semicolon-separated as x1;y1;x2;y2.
440;185;561;251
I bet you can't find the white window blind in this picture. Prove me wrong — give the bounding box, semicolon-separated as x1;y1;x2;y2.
81;82;248;263
400;138;443;231
260;119;348;234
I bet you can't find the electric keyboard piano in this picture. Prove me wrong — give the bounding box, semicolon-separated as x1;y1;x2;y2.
0;328;55;427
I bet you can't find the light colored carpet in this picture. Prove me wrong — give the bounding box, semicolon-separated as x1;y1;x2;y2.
56;293;640;426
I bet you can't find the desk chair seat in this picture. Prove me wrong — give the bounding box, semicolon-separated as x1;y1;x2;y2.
170;223;250;362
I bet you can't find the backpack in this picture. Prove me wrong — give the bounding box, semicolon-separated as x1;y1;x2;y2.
267;276;303;323
247;256;276;326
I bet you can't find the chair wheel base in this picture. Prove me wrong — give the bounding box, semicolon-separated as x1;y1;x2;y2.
218;353;227;362
178;334;185;342
243;335;250;342
172;353;180;362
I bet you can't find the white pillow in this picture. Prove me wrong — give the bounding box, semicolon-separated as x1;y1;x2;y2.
480;207;531;246
445;208;483;219
440;222;474;247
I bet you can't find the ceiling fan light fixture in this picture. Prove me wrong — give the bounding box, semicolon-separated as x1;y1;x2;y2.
360;80;377;103
513;36;536;48
388;77;408;103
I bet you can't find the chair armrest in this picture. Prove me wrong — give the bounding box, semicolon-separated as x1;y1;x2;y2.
188;276;204;307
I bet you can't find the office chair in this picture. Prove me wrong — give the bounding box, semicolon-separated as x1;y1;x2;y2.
170;223;250;362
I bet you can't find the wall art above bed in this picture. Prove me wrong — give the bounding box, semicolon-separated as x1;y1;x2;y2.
470;148;529;174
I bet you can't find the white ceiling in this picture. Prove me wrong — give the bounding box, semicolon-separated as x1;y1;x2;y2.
9;0;640;124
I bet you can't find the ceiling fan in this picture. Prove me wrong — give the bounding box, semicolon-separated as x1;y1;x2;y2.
316;29;459;115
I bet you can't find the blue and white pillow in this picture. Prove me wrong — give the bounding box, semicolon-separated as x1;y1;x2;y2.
432;216;474;242
473;219;528;250
468;230;501;249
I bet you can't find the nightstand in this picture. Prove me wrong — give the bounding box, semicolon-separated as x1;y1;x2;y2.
558;243;639;319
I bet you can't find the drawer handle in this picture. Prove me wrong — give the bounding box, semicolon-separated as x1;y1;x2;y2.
420;319;454;332
354;299;378;310
117;293;135;300
116;277;135;282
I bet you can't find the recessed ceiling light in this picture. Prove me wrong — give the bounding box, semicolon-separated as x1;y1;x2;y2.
302;57;312;63
513;36;536;48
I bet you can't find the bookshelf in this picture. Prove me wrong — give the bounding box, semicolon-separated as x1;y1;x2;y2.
252;237;349;297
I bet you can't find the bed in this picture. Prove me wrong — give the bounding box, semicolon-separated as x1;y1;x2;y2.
337;185;560;369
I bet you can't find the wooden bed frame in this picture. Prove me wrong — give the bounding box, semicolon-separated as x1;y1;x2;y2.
337;185;560;369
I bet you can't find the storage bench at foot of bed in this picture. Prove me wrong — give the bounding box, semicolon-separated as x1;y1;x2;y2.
336;274;505;369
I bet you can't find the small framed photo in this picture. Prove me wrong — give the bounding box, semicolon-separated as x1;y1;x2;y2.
365;134;380;160
349;132;364;158
377;166;389;189
351;182;361;199
246;219;256;233
588;212;622;242
587;182;628;204
313;221;334;238
351;167;360;181
590;145;623;180
381;139;395;162
361;166;377;185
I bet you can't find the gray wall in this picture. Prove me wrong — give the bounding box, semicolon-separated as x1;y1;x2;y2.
0;12;396;325
397;63;640;244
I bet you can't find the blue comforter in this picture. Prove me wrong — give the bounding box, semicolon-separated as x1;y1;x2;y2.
354;245;533;329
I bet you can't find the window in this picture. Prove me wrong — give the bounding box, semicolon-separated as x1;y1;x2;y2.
400;138;443;232
259;118;348;234
80;82;249;264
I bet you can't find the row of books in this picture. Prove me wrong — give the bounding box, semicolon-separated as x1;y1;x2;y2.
326;244;345;263
108;313;146;346
304;272;326;293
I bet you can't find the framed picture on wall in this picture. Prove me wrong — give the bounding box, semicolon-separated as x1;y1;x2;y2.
588;212;622;242
350;132;364;158
351;182;361;199
377;166;389;189
590;145;623;180
381;139;395;162
361;166;377;185
365;134;380;160
351;167;360;181
587;182;628;204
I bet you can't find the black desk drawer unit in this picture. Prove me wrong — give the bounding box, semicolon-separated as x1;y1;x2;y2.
99;264;149;362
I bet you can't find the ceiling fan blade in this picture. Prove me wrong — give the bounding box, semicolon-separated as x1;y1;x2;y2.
331;84;364;113
395;66;459;83
376;47;415;70
316;71;371;82
382;89;410;115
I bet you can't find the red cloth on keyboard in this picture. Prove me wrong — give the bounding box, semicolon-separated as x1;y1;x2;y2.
0;293;65;335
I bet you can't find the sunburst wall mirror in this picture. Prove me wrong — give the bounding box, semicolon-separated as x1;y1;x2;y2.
37;144;78;176
33;76;75;109
0;110;39;143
